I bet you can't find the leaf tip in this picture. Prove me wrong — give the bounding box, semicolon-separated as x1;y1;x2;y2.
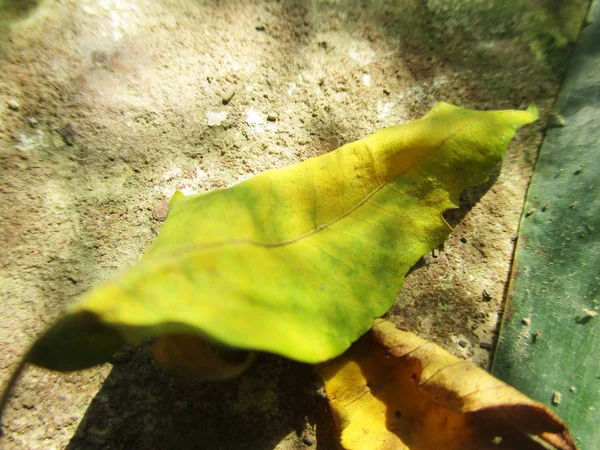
526;102;539;121
27;312;125;371
169;190;185;210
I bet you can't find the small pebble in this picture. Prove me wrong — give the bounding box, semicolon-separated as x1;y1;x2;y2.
207;111;228;127
548;113;566;128
482;290;492;302
246;109;264;126
152;201;170;222
521;317;531;326
222;88;236;105
255;25;266;31
314;386;327;399
27;117;38;127
479;341;494;350
458;339;468;348
302;435;315;446
112;346;133;363
6;99;20;110
267;112;278;122
552;391;561;405
525;208;536;217
59;122;77;146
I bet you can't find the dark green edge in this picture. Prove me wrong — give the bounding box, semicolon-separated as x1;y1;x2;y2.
492;2;599;448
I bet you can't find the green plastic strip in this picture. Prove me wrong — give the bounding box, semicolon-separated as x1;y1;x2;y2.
492;2;599;448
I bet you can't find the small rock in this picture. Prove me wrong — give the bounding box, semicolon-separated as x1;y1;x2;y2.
525;207;536;217
6;98;20;110
59;122;77;146
383;88;391;95
246;109;264;126
552;391;561;405
583;308;598;318
152;201;170;222
207;111;228;127
521;317;531;326
267;112;278;122
302;435;315;446
458;339;468;348
112;346;133;363
221;88;236;105
255;25;266;31
27;117;38;128
548;113;566;128
482;290;492;302
479;341;494;350
314;386;327;399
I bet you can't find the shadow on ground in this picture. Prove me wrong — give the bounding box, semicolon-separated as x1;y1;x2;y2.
65;347;338;449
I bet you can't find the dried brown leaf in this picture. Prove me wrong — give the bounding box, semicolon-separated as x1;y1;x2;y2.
316;320;576;450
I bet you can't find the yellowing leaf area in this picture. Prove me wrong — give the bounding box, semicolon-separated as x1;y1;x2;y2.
25;103;538;371
1;102;565;450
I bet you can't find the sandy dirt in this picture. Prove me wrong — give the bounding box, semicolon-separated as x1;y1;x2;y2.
0;0;588;448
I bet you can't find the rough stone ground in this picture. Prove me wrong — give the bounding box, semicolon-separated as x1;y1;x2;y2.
0;0;589;449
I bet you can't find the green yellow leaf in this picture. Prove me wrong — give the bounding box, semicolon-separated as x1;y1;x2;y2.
317;320;576;450
26;103;537;371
